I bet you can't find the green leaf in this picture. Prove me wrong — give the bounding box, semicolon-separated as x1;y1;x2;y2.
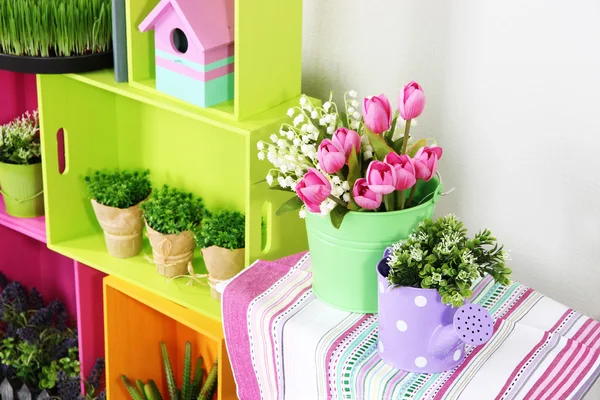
275;196;304;216
329;206;349;229
366;129;394;160
269;185;294;193
407;138;427;157
347;148;361;211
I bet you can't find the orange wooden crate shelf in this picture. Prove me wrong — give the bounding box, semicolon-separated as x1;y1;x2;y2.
103;275;236;399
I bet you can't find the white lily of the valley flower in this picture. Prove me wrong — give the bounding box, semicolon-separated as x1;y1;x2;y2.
364;150;373;160
331;176;341;185
266;174;274;186
257;142;264;150
293;138;301;147
323;101;332;111
350;121;360;129
270;134;278;142
285;176;295;188
326;126;334;134
287;108;295;117
258;151;265;160
351;100;359;107
348;107;355;114
311;110;318;119
342;181;350;191
299;208;307;218
286;131;295;140
293;114;305;127
300;96;307;106
352;111;361;119
278;176;286;187
348;90;357;98
343;193;350;202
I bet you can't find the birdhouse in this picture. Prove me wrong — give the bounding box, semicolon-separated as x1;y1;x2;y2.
139;0;234;108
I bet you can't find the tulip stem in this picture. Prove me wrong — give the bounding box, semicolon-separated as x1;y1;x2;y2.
396;190;405;210
328;195;347;208
406;185;418;208
400;119;412;155
384;194;394;212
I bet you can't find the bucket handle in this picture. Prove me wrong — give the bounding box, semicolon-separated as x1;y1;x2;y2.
0;189;43;203
416;172;453;206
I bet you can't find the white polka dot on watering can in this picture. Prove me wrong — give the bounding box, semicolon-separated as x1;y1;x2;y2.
414;296;427;307
396;320;408;332
379;281;385;294
453;349;462;361
378;341;384;353
415;357;428;368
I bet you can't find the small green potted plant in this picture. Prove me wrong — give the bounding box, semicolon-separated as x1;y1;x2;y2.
140;185;204;278
199;210;246;301
0;110;43;218
121;341;218;400
84;169;152;258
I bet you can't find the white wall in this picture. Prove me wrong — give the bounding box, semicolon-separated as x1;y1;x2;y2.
302;0;600;319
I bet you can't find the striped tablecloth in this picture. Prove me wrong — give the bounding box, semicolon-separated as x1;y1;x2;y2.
222;253;600;399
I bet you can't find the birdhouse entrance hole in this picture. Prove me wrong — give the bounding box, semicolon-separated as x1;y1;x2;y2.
172;28;188;54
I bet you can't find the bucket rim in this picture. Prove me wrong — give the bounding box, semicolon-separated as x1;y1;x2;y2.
307;178;442;220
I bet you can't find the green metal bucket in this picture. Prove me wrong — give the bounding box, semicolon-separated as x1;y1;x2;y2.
305;178;442;313
0;161;44;218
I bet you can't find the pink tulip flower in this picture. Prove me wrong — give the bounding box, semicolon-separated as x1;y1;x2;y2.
398;81;426;120
295;169;332;213
318;139;346;174
362;94;392;134
353;178;382;210
366;161;396;195
332;127;361;159
384;152;417;190
413;146;443;181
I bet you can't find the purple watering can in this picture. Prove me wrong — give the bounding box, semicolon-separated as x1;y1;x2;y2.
377;248;494;373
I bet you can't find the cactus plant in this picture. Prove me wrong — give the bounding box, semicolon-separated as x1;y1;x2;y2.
121;342;218;400
198;361;218;400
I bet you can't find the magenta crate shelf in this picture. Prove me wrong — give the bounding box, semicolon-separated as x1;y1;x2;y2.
0;197;47;243
0;70;37;124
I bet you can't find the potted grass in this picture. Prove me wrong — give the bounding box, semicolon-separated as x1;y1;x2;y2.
84;169;152;258
199;210;246;301
0;0;113;74
376;214;512;372
140;185;204;278
0;111;44;218
257;81;443;313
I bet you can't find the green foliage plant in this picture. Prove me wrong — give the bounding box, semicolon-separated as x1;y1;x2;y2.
0;0;112;57
386;214;512;307
140;185;204;239
0;110;41;165
199;210;245;250
121;341;218;400
84;169;152;209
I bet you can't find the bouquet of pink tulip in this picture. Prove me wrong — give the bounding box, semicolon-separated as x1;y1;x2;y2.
257;81;443;229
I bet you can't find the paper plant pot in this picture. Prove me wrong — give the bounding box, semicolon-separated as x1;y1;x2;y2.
201;246;245;300
145;221;195;278
376;254;493;373
0;161;44;218
91;199;144;258
305;178;442;313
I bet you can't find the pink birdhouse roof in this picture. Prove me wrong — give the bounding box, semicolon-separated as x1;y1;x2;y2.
139;0;234;52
